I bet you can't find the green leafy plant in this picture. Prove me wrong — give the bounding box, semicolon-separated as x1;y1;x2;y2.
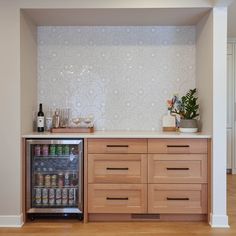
171;88;199;119
179;88;199;119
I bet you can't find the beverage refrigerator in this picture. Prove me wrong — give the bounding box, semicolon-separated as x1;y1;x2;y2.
26;139;83;219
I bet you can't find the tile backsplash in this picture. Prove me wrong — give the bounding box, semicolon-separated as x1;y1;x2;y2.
38;26;195;131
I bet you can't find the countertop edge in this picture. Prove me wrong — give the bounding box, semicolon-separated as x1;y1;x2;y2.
21;131;212;139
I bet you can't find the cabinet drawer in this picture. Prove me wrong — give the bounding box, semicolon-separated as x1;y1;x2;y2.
148;139;207;154
148;154;207;183
88;154;147;184
88;139;147;154
88;184;147;213
148;184;207;214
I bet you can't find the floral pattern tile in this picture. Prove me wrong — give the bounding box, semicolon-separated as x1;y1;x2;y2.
38;26;195;131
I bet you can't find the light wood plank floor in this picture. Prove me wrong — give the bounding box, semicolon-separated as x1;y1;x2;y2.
0;174;236;236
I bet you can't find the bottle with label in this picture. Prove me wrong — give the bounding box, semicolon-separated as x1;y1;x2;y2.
37;103;44;132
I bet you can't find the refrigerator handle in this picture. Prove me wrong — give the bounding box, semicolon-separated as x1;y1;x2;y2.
78;150;83;210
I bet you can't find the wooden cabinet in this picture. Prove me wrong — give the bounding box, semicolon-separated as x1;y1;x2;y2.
148;154;207;184
147;139;208;215
88;154;147;184
88;184;147;213
148;139;207;154
88;138;147;154
87;138;209;221
88;139;148;214
148;184;207;214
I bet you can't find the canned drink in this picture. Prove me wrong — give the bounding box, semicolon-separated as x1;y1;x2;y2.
62;188;68;205
68;188;75;206
51;174;57;187
50;145;56;156
56;145;63;156
55;188;62;205
64;172;70;187
63;145;70;155
49;188;55;205
45;175;51;187
34;145;41;156
58;173;64;188
42;188;48;205
42;145;49;156
36;173;44;186
35;188;42;205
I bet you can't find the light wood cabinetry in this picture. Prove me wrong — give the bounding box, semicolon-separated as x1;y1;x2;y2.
148;139;207;154
88;154;147;184
88;138;147;154
148;184;207;214
88;184;147;213
148;139;208;215
87;139;148;215
148;154;207;184
87;138;209;221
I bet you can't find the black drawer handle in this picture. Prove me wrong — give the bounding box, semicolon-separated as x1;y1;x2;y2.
166;167;189;170
106;145;129;148
167;197;189;201
167;145;190;148
106;167;129;170
106;197;129;201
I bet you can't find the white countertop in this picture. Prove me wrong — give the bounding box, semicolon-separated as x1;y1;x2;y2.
22;130;211;139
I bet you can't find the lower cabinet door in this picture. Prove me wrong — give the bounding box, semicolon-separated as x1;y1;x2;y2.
88;184;147;213
148;184;207;214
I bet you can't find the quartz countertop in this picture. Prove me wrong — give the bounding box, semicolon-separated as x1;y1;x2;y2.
22;130;211;139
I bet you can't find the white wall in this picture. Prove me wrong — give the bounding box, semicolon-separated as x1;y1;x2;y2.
0;2;22;227
196;9;213;134
20;12;37;134
197;7;228;228
211;7;228;227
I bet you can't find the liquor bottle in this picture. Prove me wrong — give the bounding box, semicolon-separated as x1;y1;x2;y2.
37;103;45;132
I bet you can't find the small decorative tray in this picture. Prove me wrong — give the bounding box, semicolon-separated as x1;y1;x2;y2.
51;127;94;133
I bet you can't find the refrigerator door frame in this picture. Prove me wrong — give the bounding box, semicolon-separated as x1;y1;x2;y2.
26;139;83;214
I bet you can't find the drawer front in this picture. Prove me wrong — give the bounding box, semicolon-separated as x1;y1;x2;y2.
148;154;207;183
88;139;147;154
88;184;147;213
148;139;207;154
148;184;207;214
88;154;147;184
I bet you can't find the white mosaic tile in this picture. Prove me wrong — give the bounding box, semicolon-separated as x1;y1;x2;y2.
38;26;196;131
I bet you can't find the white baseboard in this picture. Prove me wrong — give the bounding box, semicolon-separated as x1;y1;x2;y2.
0;214;24;227
210;213;229;228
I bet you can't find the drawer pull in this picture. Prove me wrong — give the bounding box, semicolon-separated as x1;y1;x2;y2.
167;197;189;201
166;167;189;170
106;145;129;148
106;167;129;170
167;145;190;148
106;197;129;201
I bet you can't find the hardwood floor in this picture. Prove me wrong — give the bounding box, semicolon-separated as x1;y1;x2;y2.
0;174;236;236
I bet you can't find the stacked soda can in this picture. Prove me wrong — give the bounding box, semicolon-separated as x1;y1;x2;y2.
55;188;62;205
42;188;48;205
35;188;42;205
48;188;55;205
62;188;68;205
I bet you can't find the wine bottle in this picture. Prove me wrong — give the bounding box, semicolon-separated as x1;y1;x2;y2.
37;103;45;132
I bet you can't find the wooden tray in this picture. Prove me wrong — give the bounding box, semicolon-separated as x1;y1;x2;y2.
51;127;94;133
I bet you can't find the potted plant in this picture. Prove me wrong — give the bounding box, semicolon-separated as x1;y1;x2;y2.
172;88;199;133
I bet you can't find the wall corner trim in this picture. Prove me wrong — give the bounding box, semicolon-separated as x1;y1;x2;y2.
209;213;229;228
0;213;24;227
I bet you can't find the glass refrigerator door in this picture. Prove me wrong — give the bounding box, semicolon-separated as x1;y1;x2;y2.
27;140;83;213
